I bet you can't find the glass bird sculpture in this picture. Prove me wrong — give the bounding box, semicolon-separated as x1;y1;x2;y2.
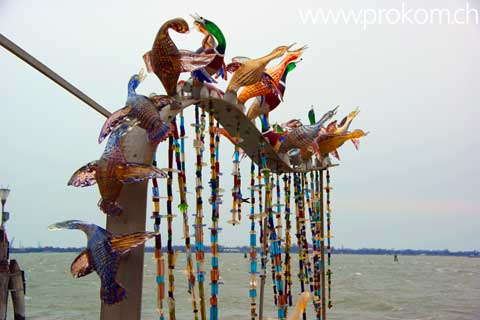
238;45;305;104
191;14;227;83
278;106;339;153
246;59;301;122
143;18;216;96
226;44;296;97
48;220;156;305
314;129;368;161
99;70;174;145
69;124;168;216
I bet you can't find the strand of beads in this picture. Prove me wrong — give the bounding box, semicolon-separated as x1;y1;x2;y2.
229;123;241;225
172;116;199;319
318;170;327;320
300;174;313;292
300;173;316;319
306;171;321;320
274;172;287;312
268;177;278;307
192;105;207;320
257;155;267;320
248;161;258;319
325;169;332;309
293;173;306;309
208;108;222;320
151;154;165;320
166;134;177;320
282;174;293;308
260;146;286;320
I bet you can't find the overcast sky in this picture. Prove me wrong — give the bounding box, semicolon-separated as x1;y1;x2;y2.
1;0;479;250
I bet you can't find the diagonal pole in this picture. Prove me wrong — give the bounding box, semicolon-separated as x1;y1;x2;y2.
0;33;111;118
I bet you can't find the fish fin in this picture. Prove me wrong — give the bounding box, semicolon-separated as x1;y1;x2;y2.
351;138;361;150
178;50;216;72
143;51;153;73
71;249;94;278
101;280;127;305
98;106;132;143
68;161;98;187
331;149;341;160
110;231;157;255
116;163;168;184
148;121;172;144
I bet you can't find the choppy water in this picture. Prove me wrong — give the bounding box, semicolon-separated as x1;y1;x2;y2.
6;253;480;319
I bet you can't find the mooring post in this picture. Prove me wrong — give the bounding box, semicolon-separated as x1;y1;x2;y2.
100;127;156;320
8;260;25;320
319;170;326;320
0;231;9;320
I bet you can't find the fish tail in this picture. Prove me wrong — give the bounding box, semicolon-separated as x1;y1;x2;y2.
98;199;123;216
101;280;127;305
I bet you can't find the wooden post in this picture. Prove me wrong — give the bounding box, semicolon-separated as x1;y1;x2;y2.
319;170;326;320
8;260;25;320
0;232;9;320
100;127;156;320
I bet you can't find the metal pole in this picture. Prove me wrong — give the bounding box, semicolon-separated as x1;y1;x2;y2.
0;33;111;118
100;127;156;320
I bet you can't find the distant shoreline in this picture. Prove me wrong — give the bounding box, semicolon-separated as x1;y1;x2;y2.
10;246;480;257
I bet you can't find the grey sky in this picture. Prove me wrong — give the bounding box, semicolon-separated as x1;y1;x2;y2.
1;0;479;250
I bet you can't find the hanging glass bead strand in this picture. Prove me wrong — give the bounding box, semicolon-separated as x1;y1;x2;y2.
306;171;321;320
248;160;258;319
326;169;332;310
257;154;267;320
229;122;241;225
172;116;199;319
208;109;222;320
282;173;293;308
166;134;177;320
192;105;207;320
293;172;306;304
151;154;165;320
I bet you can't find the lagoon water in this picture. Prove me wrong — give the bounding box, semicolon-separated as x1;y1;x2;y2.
6;253;480;319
